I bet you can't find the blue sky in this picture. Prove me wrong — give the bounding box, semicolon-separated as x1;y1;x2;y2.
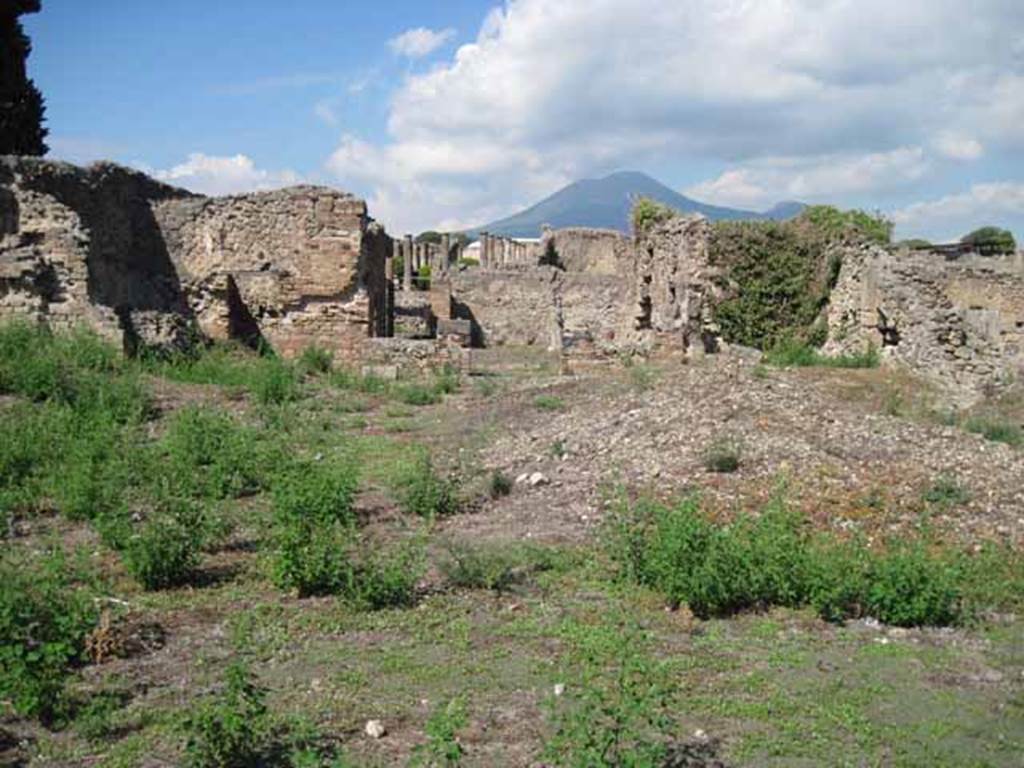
24;1;1024;242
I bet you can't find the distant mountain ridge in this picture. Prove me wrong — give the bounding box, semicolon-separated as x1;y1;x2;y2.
471;171;804;238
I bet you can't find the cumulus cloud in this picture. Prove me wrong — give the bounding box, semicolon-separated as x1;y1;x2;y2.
328;0;1024;232
933;132;984;161
388;27;456;59
893;182;1024;242
686;148;931;209
155;153;301;197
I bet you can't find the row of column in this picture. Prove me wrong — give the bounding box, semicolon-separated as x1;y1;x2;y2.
477;232;533;270
391;233;464;291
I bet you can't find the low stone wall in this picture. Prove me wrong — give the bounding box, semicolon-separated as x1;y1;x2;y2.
0;157;389;362
826;245;1024;397
540;227;631;275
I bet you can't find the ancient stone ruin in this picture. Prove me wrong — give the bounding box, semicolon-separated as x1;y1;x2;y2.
0;157;389;363
2;156;1022;400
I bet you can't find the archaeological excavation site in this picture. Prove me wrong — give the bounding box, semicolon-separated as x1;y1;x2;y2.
3;2;1024;767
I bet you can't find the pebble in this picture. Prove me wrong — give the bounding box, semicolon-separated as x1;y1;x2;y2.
529;472;550;487
364;720;386;739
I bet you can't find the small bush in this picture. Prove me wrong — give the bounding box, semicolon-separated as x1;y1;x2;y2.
298;345;334;375
270;516;354;598
351;539;423;610
489;470;512;499
433;364;461;395
965;416;1023;447
631;197;675;234
397;383;443;406
961;226;1016;256
184;662;273;768
122;513;203;590
544;619;672;767
923;474;972;508
534;395;565;412
252;359;300;406
0;548;99;723
391;456;460;518
440;540;554;593
272;461;359;527
411;698;468;767
74;689;131;742
703;436;742;473
604;494;995;627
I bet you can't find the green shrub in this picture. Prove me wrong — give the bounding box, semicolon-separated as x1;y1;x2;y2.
122;513;203;590
298;345;334;375
534;394;565;411
631;197;674;234
270;516;354;598
923;474;972;508
397;383;442;406
184;662;273;768
961;226;1016;256
272;461;359;527
0;548;99;723
391;456;460;518
605;495;997;627
801;205;893;246
703;436;742;473
965;416;1023;447
544;619;672;767
252;358;299;406
433;364;461;395
440;540;554;593
489;470;512;499
74;689;131;741
351;539;423;610
411;698;468;767
162;407;273;500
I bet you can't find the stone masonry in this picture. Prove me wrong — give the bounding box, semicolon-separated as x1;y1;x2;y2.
0;157;390;361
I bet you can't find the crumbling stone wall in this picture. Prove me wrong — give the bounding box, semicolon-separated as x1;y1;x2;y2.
0;157;389;361
539;227;631;275
825;245;1024;396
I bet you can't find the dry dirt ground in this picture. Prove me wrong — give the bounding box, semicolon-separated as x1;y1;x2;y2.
3;347;1023;767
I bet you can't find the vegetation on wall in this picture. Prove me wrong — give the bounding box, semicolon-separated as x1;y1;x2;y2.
710;206;890;350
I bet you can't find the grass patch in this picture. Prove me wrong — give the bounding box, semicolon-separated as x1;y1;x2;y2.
390;455;461;519
764;338;880;369
703;435;742;473
604;494;1020;626
964;415;1023;447
534;394;565;412
440;540;556;593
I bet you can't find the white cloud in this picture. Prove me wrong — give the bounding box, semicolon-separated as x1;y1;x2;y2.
893;182;1024;242
154;153;301;197
388;27;456;59
687;148;931;209
327;0;1024;232
313;100;339;127
933;132;984;161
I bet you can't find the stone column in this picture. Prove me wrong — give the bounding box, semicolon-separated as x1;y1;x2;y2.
385;242;395;335
403;234;413;291
440;233;451;274
480;232;489;269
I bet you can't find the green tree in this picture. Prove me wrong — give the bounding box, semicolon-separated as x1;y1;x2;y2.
0;1;49;156
961;226;1017;256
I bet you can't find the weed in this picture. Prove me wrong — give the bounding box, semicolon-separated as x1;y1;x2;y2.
703;436;742;473
411;698;468;767
74;689;131;741
440;540;554;593
534;394;565;411
184;662;273;768
489;470;512;499
764;338;879;369
923;474;972;508
628;363;657;392
544;618;673;767
390;456;460;518
397;383;443;406
298;345;334;375
965;415;1023;447
122;513;203;591
271;516;354;598
474;377;498;397
550;440;567;459
351;538;424;610
0;547;99;723
272;461;359;527
252;358;300;406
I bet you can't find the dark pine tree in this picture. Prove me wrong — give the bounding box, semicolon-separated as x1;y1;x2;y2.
1;0;49;156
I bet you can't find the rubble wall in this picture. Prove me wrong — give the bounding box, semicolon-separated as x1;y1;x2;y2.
825;245;1024;396
0;157;388;361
